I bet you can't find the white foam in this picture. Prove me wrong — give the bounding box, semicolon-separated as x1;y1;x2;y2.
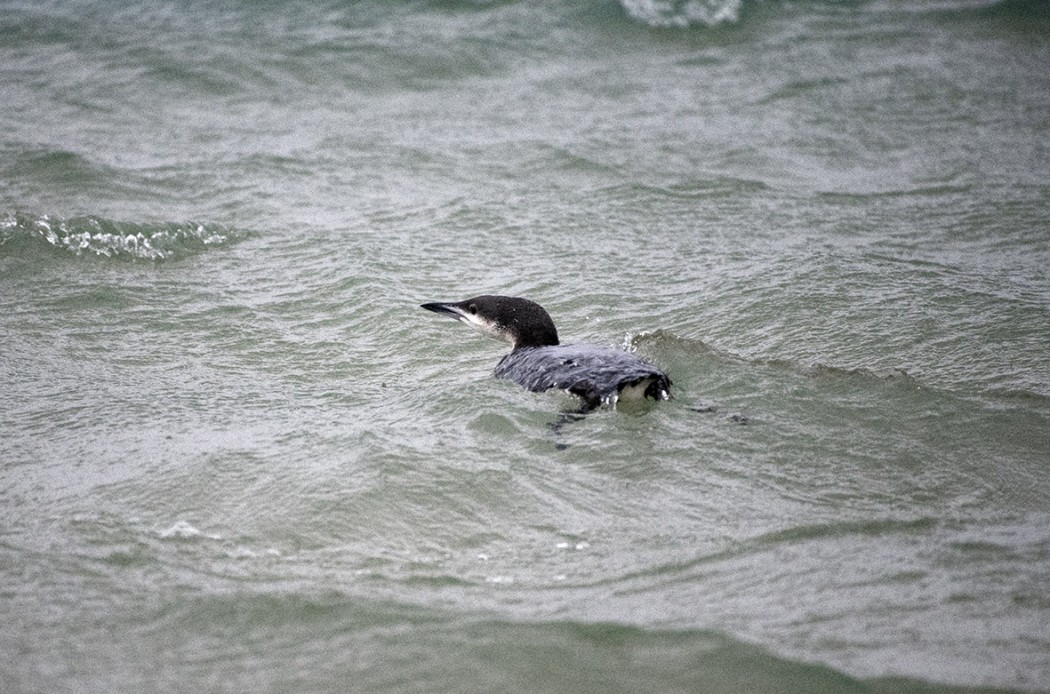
619;0;741;28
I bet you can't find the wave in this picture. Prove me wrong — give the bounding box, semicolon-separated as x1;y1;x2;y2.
588;517;940;592
631;329;918;380
618;0;742;27
614;0;1048;29
632;329;1050;412
0;211;240;261
106;589;1014;694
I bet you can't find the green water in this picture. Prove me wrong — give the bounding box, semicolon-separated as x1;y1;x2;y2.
2;1;1049;691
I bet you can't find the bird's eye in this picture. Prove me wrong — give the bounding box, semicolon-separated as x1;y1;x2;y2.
468;304;477;314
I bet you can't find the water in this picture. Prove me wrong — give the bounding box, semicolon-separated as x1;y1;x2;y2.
2;0;1049;691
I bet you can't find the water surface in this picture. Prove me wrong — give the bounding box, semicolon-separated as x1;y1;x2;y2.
2;0;1049;691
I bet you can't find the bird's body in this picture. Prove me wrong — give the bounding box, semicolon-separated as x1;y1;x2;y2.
421;295;671;411
495;343;671;408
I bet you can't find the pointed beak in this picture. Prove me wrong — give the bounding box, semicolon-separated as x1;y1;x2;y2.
421;301;466;320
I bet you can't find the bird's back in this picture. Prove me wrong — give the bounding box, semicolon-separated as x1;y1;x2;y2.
495;344;671;409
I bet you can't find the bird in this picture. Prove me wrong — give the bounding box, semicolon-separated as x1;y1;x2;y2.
420;295;671;412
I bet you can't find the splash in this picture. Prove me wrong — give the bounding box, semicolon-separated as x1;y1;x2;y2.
0;212;236;260
619;0;742;27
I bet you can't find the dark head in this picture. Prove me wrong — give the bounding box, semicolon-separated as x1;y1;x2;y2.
420;295;560;350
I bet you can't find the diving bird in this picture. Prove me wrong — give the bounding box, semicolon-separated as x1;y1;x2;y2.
420;295;672;412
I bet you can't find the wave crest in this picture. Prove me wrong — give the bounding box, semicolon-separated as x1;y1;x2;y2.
619;0;741;27
0;212;237;260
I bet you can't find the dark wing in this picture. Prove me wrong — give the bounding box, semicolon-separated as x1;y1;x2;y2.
494;344;671;409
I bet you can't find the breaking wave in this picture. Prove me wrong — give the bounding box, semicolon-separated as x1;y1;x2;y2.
618;0;742;27
0;212;239;261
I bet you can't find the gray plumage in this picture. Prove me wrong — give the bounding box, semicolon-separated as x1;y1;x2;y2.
421;295;671;410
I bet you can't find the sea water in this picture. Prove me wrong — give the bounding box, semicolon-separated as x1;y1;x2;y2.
2;1;1049;691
